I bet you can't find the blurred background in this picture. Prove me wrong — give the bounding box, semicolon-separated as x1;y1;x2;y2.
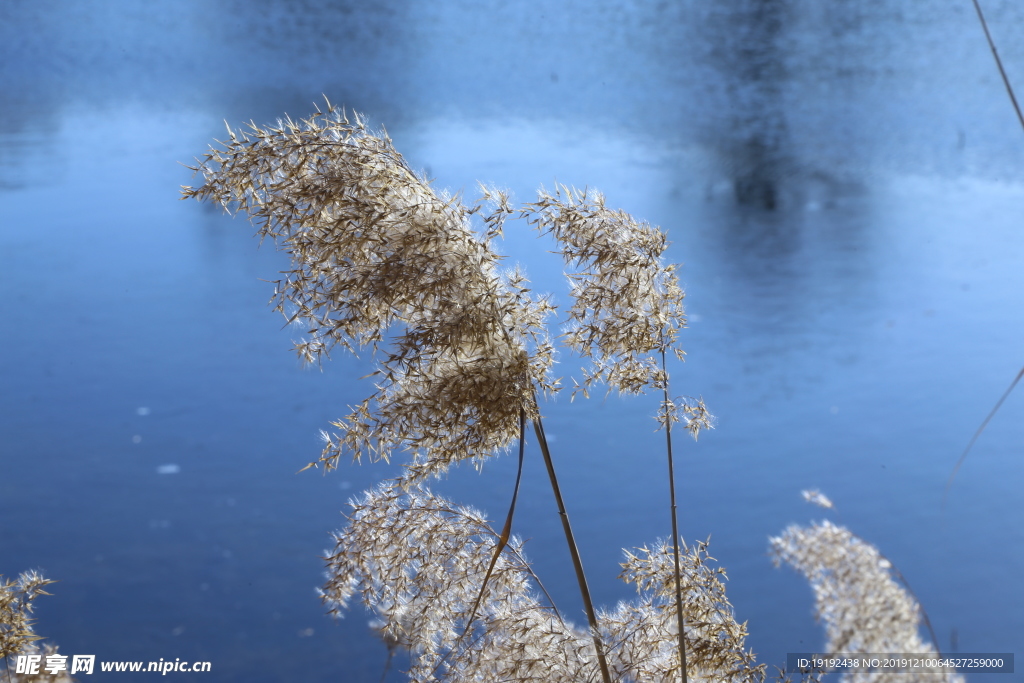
2;1;1023;680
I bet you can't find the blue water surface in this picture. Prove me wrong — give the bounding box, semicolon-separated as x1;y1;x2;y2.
2;2;1023;681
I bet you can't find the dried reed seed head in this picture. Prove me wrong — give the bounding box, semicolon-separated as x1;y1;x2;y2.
1;570;56;661
603;540;765;682
323;484;774;682
658;395;714;439
317;287;557;484
3;641;77;683
522;185;687;397
770;521;963;683
325;338;542;486
476;183;517;241
800;489;834;510
0;572;73;683
184;105;557;480
321;484;603;682
184;107;515;359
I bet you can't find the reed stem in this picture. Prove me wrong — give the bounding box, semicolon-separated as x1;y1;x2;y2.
661;347;689;683
531;414;613;683
971;0;1024;133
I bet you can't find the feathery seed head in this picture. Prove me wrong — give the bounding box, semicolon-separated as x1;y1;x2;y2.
321;484;602;681
184;105;557;480
603;539;765;682
522;184;687;398
770;521;963;683
1;570;55;661
0;571;74;683
658;395;714;439
801;489;834;510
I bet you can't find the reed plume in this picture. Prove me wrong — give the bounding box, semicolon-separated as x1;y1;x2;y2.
321;484;598;682
601;539;764;682
1;571;74;683
771;520;962;683
523;185;686;397
182;104;557;485
321;485;766;682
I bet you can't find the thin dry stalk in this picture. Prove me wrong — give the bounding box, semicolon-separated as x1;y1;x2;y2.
944;359;1024;511
661;348;688;683
531;415;613;682
971;0;1024;132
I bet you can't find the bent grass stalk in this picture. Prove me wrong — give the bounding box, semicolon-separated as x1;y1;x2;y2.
943;1;1024;509
531;413;613;682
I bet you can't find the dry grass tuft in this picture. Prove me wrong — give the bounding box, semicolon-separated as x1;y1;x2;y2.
771;521;962;683
183;105;557;484
1;571;75;683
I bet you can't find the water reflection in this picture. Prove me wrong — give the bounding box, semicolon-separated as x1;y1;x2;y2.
0;96;62;190
709;0;791;209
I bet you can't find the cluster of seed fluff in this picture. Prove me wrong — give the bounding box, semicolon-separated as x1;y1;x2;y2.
770;522;963;683
321;486;776;683
183;105;556;482
320;484;602;682
522;185;687;399
3;642;77;683
601;540;765;683
1;571;74;683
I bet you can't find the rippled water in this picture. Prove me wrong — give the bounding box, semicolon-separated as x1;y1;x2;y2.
3;2;1023;681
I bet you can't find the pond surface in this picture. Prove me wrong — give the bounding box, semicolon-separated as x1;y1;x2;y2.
2;1;1023;681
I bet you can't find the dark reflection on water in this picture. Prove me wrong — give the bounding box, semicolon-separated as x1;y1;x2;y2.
709;0;792;209
3;2;1024;681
